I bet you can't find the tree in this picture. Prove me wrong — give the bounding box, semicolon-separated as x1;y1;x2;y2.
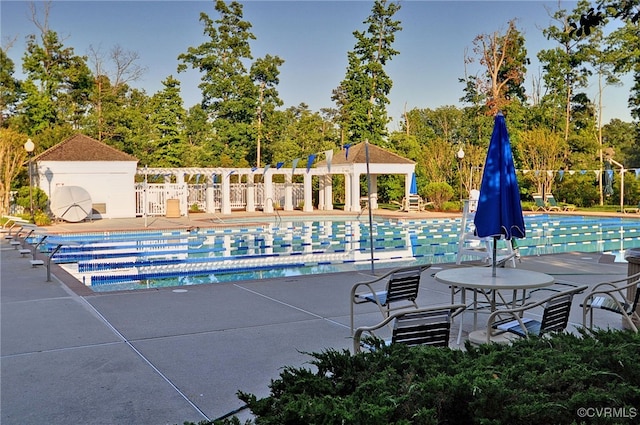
516;127;568;196
602;118;639;166
250;54;284;167
337;0;401;145
266;103;336;164
0;42;22;127
18;2;93;139
183;104;215;167
87;44;147;141
463;19;528;116
178;0;283;166
538;1;598;144
147;76;186;167
0;128;29;216
569;1;640;124
604;8;640;122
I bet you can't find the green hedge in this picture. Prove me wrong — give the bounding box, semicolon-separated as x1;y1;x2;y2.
192;329;640;425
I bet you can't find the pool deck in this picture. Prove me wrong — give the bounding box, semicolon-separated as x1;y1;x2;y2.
1;211;636;424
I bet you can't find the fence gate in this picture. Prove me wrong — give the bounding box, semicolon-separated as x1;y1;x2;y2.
135;183;187;216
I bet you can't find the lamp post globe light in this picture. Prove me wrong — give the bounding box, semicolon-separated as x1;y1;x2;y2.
456;147;465;202
24;138;35;222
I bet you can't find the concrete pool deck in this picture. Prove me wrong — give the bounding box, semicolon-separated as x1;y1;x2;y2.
1;212;636;424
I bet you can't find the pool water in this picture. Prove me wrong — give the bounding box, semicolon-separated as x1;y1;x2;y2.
42;214;640;292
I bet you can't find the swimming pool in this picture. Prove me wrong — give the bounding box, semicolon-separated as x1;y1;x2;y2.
41;214;640;292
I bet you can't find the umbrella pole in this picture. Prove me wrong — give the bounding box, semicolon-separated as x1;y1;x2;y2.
492;236;498;277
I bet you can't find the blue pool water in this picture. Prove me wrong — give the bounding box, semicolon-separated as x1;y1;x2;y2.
40;214;640;292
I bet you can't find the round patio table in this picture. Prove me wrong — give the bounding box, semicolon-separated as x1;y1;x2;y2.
434;266;555;342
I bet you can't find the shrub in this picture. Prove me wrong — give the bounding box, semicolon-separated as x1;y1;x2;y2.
200;329;640;425
33;210;51;226
424;182;454;211
14;186;48;213
441;200;460;212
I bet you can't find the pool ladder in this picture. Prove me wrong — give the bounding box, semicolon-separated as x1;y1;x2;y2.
264;198;282;227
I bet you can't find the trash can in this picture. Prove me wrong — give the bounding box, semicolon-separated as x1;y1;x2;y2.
624;248;640;330
166;199;180;218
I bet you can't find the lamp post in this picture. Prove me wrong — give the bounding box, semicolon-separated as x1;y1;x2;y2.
24;138;35;222
456;147;465;202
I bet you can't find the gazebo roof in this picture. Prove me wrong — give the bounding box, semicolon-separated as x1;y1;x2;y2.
36;134;138;162
318;143;415;166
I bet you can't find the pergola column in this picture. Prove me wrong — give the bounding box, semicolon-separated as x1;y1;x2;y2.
303;173;313;212
324;175;333;210
405;173;412;202
284;174;294;211
318;176;325;210
221;172;231;214
344;173;352;212
264;173;274;213
350;172;361;212
205;174;215;212
246;176;256;212
369;176;378;209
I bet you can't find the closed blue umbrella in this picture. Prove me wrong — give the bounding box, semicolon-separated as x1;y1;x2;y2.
410;173;418;195
474;113;525;276
604;162;614;197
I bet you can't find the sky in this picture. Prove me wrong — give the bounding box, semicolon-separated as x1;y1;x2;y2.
1;0;634;129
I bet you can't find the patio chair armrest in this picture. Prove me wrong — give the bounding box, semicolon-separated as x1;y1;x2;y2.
590;274;640;293
590;281;620;292
584;288;627;301
582;290;624;305
350;281;379;304
487;311;533;342
353;310;403;353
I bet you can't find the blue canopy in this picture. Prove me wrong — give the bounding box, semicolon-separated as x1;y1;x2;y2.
410;173;418;195
474;113;525;241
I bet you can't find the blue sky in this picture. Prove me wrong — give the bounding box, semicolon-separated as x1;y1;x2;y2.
1;0;634;128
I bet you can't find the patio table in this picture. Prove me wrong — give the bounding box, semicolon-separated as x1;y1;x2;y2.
434;267;554;343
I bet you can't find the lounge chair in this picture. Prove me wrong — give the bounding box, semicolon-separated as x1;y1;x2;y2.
623;202;640;214
540;194;561;212
484;285;588;344
403;194;425;212
353;303;466;353
350;265;431;334
546;194;575;212
531;194;548;212
581;271;640;333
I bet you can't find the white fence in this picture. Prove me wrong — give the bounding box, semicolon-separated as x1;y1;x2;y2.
135;183;304;216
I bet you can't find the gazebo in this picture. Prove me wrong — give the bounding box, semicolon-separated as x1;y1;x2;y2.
317;143;416;212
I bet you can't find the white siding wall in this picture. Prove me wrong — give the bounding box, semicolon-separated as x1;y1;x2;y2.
37;160;137;219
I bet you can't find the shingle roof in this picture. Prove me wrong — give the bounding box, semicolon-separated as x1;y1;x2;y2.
318;143;415;165
36;134;138;162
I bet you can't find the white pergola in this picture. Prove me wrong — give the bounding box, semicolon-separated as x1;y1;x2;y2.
138;143;416;215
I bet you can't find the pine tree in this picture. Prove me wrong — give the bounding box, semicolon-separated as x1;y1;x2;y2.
338;0;401;146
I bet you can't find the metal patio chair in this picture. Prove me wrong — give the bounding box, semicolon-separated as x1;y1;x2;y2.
484;285;588;344
350;264;431;335
353;304;465;353
581;272;640;333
